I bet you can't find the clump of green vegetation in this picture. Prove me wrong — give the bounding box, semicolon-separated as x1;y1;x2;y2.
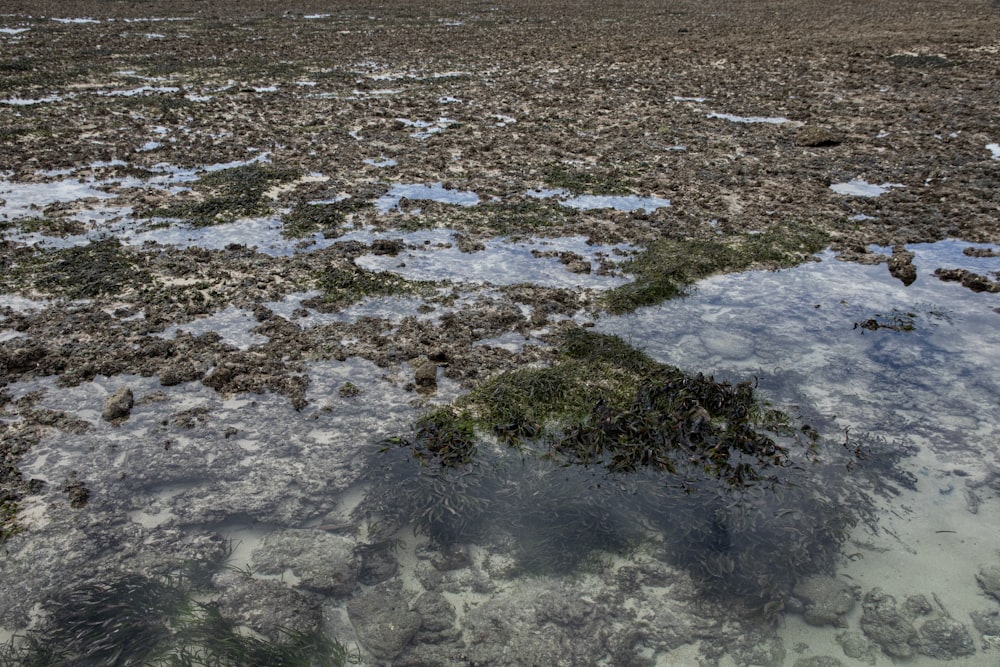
0;238;149;299
315;264;438;309
1;574;358;667
153;164;301;227
357;331;867;599
543;164;633;195
603;223;828;313
0;498;21;543
6;216;85;237
280;198;369;239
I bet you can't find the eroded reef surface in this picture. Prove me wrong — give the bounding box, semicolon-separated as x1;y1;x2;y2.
1;0;1000;665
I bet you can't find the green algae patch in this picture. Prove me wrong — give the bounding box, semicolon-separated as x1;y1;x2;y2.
357;331;862;595
315;264;438;309
280;199;369;239
543;164;634;195
603;223;829;313
0;238;148;299
152;164;302;227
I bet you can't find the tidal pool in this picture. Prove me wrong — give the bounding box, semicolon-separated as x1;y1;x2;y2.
1;242;999;666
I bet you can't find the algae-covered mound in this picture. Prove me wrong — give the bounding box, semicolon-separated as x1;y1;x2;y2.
356;331;866;607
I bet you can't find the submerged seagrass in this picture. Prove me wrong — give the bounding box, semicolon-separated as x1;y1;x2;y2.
355;331;872;607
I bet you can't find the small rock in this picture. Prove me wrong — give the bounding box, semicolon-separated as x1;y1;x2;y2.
564;259;591;274
102;386;134;423
835;630;876;665
918;616;975;659
796;127;843;147
976;564;1000;601
888;246;917;286
251;529;359;596
347;587;421;659
970;608;1000;636
902;594;933;617
214;570;322;640
860;588;918;658
414;361;438;389
63;481;90;508
793;576;855;627
413;591;456;633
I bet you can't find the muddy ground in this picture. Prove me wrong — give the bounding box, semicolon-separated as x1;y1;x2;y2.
1;0;999;663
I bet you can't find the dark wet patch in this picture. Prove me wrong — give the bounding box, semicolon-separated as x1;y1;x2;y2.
147;164;302;227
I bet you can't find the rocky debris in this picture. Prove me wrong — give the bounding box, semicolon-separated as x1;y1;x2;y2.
888;245;917;286
101;386;134;423
413;359;438;390
860;588;918;658
62;480;90;508
251;529;359;597
934;268;1000;293
918;616;975;659
977;564;1000;601
835;630;877;665
793;575;856;627
213;569;323;640
346;586;422;660
970;609;1000;644
411;591;459;644
158;359;203;386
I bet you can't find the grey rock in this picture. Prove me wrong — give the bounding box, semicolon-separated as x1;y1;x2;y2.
413;591;456;633
213;570;322;640
251;529;359;596
976;564;1000;601
793;658;843;667
102;386;134;422
347;587;421;660
970;608;1000;636
918;616;975;659
902;594;933;617
835;630;876;665
414;361;438;388
534;589;594;626
793;575;855;627
860;588;918;658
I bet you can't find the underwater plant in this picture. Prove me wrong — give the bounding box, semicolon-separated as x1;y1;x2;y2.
0;573;358;667
357;331;875;607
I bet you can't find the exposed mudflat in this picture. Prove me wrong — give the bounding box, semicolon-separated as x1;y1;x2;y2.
2;0;1000;665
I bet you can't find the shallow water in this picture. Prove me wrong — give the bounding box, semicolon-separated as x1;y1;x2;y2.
2;234;1000;664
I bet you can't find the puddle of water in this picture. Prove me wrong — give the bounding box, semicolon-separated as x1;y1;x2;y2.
0;28;30;35
373;182;480;213
395;117;456;139
363;157;397;168
351;229;631;289
595;240;1000;665
707;111;799;125
830;178;904;197
526;188;671;212
154;306;266;350
0;95;64;106
987;143;1000;160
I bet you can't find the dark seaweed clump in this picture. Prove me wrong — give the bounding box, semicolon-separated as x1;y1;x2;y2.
0;238;148;299
149;164;301;227
0;574;357;667
356;331;872;608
